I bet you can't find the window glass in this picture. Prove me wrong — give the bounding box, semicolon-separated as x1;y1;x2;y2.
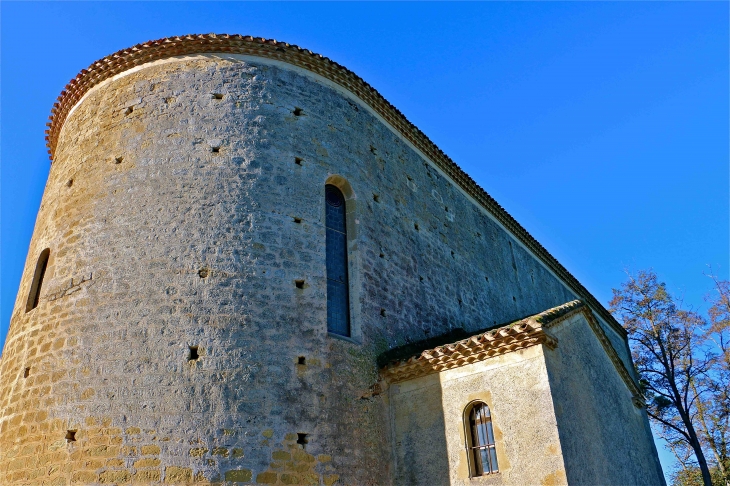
469;403;499;476
325;185;350;336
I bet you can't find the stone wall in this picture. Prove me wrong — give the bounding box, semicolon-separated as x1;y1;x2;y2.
543;312;666;485
1;53;630;484
387;345;567;485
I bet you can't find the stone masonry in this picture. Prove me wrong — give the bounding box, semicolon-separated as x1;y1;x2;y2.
0;35;662;485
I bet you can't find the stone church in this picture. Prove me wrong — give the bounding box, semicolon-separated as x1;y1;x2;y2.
0;34;665;485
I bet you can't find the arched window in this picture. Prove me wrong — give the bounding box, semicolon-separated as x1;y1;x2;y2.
467;402;499;476
325;184;350;336
26;248;50;312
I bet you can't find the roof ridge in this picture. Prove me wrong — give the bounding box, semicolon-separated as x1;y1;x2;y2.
45;34;625;338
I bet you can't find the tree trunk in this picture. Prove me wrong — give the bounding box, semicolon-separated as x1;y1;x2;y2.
686;421;714;486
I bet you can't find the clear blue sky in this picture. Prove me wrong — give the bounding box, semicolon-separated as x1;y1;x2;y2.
1;2;727;480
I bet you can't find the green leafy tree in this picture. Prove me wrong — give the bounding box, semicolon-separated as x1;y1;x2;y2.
610;270;713;486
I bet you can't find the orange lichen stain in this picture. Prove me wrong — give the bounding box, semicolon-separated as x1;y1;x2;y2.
165;465;193;483
141;444;161;455
323;474;340;486
225;469;253;482
541;469;567;486
253;433;337;486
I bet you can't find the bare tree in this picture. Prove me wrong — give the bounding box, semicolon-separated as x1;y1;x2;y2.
698;272;730;486
610;270;713;486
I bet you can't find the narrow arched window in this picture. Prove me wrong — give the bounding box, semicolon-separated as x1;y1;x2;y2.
325;184;350;336
26;248;50;312
468;402;499;476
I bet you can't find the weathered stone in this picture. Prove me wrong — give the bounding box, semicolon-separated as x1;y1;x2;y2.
0;34;664;486
225;469;253;482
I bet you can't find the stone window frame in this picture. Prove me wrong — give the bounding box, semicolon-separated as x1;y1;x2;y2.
324;175;362;344
463;400;500;478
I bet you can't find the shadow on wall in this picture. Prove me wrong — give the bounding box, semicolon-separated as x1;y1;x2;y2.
387;373;450;485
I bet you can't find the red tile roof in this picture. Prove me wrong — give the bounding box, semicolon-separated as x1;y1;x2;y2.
45;34;626;338
381;300;643;407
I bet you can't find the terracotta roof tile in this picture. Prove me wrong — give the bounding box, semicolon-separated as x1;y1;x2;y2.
380;300;644;408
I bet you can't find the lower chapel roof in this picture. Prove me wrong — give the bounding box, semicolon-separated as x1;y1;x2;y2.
46;33;625;338
379;300;643;406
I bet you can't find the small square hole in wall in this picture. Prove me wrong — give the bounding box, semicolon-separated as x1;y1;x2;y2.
373;194;380;203
293;217;302;224
124;106;134;116
189;346;199;361
379;253;384;259
296;433;308;445
66;179;73;188
380;308;386;317
65;430;77;442
295;279;305;289
293;107;303;116
114;156;123;165
212;146;220;154
23;367;30;378
414;223;419;231
294;157;303;166
298;356;306;365
212;93;224;100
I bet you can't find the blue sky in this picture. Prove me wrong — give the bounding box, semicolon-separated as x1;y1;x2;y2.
1;2;727;480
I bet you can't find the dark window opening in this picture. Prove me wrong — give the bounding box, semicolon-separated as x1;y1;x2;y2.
66;179;73;187
296;433;308;445
24;367;30;378
124;106;133;116
294;157;303;166
26;249;50;312
293;107;303;116
212;93;224;100
468;403;499;476
66;430;77;442
298;356;306;365
114;156;123;164
189;346;199;361
212;146;220;153
293;217;302;224
295;279;305;289
325;184;351;337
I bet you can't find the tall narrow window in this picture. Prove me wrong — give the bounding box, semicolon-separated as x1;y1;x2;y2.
468;402;499;476
26;248;50;312
325;184;350;336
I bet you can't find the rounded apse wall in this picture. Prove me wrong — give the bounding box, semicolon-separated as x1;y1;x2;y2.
0;36;586;485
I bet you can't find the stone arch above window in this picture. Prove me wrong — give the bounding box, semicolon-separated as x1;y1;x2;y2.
465;401;499;476
26;248;50;312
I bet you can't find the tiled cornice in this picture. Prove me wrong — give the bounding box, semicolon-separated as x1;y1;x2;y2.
45;33;625;337
380;300;644;407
